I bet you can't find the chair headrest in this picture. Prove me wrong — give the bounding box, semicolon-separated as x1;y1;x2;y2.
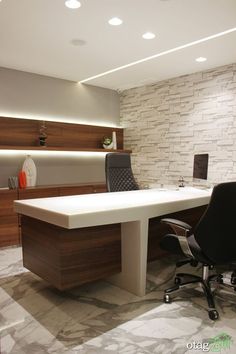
106;153;131;168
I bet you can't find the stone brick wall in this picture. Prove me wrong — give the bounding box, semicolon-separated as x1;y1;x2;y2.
120;63;236;188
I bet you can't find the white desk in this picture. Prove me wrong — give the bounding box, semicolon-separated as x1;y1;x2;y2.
14;187;211;296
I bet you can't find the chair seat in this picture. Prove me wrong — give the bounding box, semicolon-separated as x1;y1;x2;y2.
160;233;212;264
188;234;213;264
160;234;185;257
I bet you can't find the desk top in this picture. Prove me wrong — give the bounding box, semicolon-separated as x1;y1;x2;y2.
14;187;211;229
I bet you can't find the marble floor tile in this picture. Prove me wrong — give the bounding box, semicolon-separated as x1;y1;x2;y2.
0;247;236;354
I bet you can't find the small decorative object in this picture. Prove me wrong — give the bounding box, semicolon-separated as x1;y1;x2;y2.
178;176;185;187
22;155;37;187
102;136;113;149
18;171;27;189
39;121;47;146
8;176;19;189
112;131;117;150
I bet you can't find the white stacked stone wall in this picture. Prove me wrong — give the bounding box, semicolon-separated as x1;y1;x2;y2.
120;63;236;188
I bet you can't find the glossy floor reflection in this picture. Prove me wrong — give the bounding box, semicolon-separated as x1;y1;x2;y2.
0;247;236;353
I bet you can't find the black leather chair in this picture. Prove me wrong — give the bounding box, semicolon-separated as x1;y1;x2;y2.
105;153;139;192
160;182;236;320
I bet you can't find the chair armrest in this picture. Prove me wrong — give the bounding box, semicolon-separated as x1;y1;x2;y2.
161;218;192;237
161;218;194;257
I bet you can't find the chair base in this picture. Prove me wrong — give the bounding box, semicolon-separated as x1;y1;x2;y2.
163;263;220;320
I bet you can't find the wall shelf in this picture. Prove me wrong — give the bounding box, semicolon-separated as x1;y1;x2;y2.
0;117;131;153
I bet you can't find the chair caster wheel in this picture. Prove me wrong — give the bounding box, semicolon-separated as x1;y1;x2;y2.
216;275;223;284
174;277;181;285
208;310;219;321
164;294;171;304
190;260;198;267
231;272;236;285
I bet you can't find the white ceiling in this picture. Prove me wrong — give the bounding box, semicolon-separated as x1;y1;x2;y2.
0;0;236;91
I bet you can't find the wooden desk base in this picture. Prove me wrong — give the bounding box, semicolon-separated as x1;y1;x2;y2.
21;205;207;293
21;216;121;290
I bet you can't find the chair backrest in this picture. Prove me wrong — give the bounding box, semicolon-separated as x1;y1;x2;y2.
194;182;236;264
105;153;139;192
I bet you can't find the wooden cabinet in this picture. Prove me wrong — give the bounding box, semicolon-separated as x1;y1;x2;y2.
0;183;106;248
18;187;59;200
59;185;93;196
59;184;107;196
93;184;107;193
0;189;19;247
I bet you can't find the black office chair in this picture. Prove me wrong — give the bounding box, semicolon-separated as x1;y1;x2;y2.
105;153;139;192
160;182;236;320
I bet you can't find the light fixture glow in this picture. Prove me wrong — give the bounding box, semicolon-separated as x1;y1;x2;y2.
195;56;207;62
0;150;109;158
142;32;156;40
65;0;81;9
79;27;236;84
108;17;123;26
0;114;121;128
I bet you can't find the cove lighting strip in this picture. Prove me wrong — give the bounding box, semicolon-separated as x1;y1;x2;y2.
0;150;108;158
79;27;236;84
0;114;121;128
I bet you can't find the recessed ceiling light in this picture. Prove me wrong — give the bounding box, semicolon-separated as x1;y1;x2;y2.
142;32;156;40
195;57;207;62
108;17;123;26
65;0;81;9
71;39;87;46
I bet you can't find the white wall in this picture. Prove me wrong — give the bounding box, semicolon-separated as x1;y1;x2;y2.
120;63;236;188
0;67;120;187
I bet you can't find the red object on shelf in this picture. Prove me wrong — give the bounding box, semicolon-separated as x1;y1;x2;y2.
18;171;27;188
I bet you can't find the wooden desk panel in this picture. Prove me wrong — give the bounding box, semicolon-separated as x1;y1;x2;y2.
20;205;207;290
21;216;121;290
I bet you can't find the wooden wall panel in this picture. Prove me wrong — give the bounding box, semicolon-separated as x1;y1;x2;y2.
0;117;124;150
0;117;40;146
46;121;123;150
